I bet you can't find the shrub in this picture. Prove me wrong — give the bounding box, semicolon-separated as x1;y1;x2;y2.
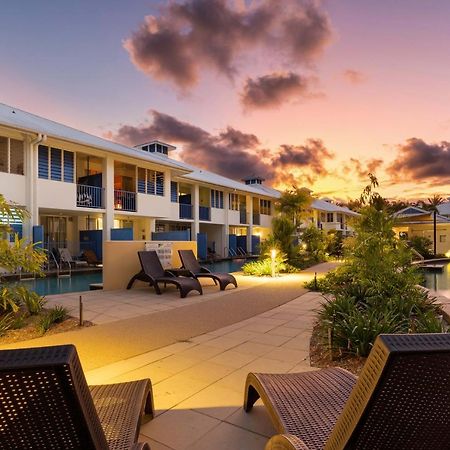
408;236;433;259
242;255;296;276
0;313;14;336
0;286;22;313
14;286;46;315
37;306;68;334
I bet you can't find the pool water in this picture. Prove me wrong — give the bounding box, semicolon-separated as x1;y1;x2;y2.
202;258;250;273
19;272;103;296
421;262;450;292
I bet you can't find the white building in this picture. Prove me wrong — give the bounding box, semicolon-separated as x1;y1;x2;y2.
0;104;279;260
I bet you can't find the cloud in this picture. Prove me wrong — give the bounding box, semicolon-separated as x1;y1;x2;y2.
387;138;450;185
124;0;332;90
343;69;367;85
342;157;383;180
240;72;315;109
108;110;334;185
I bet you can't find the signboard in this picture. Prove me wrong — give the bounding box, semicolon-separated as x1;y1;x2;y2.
144;241;173;269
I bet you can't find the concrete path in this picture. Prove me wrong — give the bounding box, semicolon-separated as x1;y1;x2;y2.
85;291;324;450
1;263;337;371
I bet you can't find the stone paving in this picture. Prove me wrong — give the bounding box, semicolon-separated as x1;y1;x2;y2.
85;290;324;450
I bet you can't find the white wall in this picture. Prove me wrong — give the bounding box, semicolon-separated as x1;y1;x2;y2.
37;179;77;210
210;208;225;224
137;193;171;218
0;173;26;204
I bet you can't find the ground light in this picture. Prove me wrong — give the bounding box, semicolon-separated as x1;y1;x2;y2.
270;249;277;277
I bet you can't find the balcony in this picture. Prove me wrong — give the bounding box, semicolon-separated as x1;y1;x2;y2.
77;184;104;209
252;212;260;225
179;203;193;219
199;206;211;221
240;209;248;224
114;190;136;212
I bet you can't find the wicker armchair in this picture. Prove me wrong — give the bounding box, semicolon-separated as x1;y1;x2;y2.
0;344;154;450
244;333;450;450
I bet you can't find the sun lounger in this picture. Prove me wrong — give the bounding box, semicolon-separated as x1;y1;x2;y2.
127;250;203;298
244;333;450;450
0;344;153;449
59;247;89;267
178;249;237;290
82;248;103;266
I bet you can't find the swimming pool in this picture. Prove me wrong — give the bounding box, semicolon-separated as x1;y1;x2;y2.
19;272;103;296
202;258;251;273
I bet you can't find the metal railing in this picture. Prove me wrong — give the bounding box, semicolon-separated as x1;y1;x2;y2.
77;184;104;209
199;206;211;221
179;203;193;219
114;189;136;212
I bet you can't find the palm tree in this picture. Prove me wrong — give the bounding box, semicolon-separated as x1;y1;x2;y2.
423;194;444;256
275;186;313;227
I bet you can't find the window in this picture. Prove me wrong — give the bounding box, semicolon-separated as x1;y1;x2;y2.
211;189;224;209
327;213;334;222
137;168;165;196
440;235;446;243
229;193;239;210
148;143;168;155
38;145;74;182
0;136;24;175
260;199;271;215
171;182;178;202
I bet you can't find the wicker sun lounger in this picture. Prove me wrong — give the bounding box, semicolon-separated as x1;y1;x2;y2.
178;249;237;291
244;333;450;450
127;250;203;298
0;344;154;450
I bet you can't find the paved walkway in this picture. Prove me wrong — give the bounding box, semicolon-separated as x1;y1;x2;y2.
85;290;324;450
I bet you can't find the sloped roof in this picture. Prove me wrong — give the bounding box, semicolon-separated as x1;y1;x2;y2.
311;199;359;215
0;103;189;172
393;206;450;223
437;202;450;216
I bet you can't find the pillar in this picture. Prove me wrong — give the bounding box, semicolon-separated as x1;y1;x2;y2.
192;184;199;241
102;156;114;242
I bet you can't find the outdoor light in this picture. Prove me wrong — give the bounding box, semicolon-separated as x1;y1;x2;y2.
270;248;277;277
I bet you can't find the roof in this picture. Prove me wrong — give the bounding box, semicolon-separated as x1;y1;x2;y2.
0;103;281;199
0;103;189;172
437;202;450;216
311;199;359;215
393;206;450;223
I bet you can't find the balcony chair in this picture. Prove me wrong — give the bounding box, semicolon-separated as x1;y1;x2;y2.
178;249;237;291
127;250;203;298
244;333;450;450
0;344;153;450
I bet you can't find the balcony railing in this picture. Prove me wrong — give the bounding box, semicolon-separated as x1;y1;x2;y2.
179;203;193;219
114;189;136;212
240;209;248;224
199;206;211;221
77;184;104;209
252;212;260;225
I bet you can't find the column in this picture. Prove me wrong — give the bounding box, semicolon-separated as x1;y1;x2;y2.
23;137;35;241
102;156;114;242
247;194;253;254
192;184;199;241
222;191;230;257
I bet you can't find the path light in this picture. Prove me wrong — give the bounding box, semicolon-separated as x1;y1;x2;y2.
271;249;277;278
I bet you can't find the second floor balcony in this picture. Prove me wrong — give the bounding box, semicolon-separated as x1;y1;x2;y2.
114;189;136;212
199;206;211;221
252;212;260;225
76;184;104;209
179;203;193;219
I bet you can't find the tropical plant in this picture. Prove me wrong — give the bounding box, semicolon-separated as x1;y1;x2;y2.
275;186;312;227
14;286;46;315
315;176;444;357
242;253;295;276
408;236;433;259
37;305;68;334
260;216;298;261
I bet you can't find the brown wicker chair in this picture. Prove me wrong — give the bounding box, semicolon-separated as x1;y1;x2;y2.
127;250;203;298
178;249;237;291
244;333;450;450
0;344;154;450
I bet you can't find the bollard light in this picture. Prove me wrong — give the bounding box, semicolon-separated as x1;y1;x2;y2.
270;249;277;277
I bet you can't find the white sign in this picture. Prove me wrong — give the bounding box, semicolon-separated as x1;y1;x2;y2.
144;242;173;269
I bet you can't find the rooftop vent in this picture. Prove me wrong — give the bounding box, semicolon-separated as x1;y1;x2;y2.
134;140;176;157
242;176;265;185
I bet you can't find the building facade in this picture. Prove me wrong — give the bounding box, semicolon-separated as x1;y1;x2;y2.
0;104;279;260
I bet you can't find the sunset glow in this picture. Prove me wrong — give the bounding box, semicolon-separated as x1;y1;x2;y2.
2;0;450;201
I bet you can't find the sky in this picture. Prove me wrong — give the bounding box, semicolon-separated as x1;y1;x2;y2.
2;0;450;201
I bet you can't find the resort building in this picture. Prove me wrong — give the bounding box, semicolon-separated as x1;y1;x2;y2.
0;103;279;260
393;206;450;255
304;198;358;235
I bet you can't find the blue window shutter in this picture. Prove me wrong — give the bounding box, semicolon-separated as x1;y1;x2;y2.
171;182;178;202
50;148;62;181
155;172;164;196
63;151;74;182
38;145;49;179
147;170;155;195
